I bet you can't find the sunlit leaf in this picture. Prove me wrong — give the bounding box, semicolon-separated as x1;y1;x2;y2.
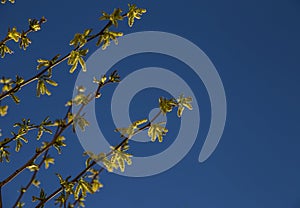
176;94;193;117
159;97;177;115
15;137;28;152
99;8;123;27
0;44;13;58
27;163;39;172
110;145;132;172
109;70;121;83
148;122;168;142
36;76;58;97
70;29;92;48
10;93;20;103
0;145;10;162
102;156;118;172
29;18;41;31
44;156;55;169
19;33;31;50
8;27;21;42
127;4;147;27
68;49;88;73
115;118;147;139
0;105;8;116
91;179;103;192
55;173;74;194
96;29;123;50
74;178;94;200
53;136;66;154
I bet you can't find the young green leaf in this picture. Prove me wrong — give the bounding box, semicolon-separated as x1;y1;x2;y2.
55;174;74;196
0;44;13;58
10;93;20;104
8;27;21;42
102;156;118;172
26;163;39;172
37;54;60;70
19;33;31;50
68;49;88;73
176;94;193;117
15;137;28;152
115;119;147;139
44;156;55;169
29;18;42;31
91;179;103;192
148;122;168;142
36;76;58;97
0;105;8;116
109;70;121;83
96;29;123;50
159;97;177;115
110;146;132;172
0;145;10;162
53;136;66;154
127;4;147;27
70;29;92;48
99;8;123;27
74;178;94;200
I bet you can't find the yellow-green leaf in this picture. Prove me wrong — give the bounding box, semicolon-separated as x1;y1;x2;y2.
127;4;147;27
0;44;13;58
8;27;21;42
27;164;39;172
0;105;8;116
176;94;193;117
148;122;168;142
44;156;55;169
159;97;177;115
91;179;103;192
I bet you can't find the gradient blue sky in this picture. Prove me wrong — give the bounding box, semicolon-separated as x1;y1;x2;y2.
1;0;300;207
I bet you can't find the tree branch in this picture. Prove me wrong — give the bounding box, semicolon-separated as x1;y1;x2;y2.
11;149;50;208
0;77;114;188
0;17;46;47
36;110;161;207
0;125;40;149
0;13;127;102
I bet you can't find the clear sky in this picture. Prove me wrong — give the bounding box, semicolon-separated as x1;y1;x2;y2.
1;0;300;207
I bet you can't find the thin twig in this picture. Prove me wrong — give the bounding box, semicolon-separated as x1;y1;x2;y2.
0;14;127;101
0;13;127;188
0;17;46;47
37;110;161;207
12;149;50;208
0;77;114;204
0;124;69;188
0;125;40;149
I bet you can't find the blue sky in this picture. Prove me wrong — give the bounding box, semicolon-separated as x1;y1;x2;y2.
1;0;300;207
